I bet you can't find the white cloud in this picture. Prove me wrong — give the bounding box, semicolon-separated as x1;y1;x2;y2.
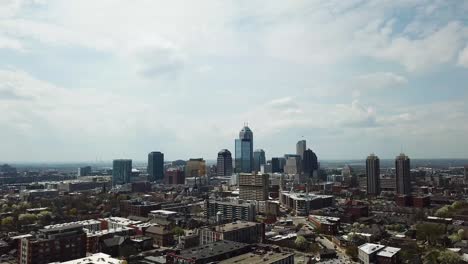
458;45;468;68
353;72;407;91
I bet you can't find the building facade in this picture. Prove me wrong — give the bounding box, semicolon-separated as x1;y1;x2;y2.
205;200;256;222
185;158;206;178
253;149;266;172
366;154;381;195
303;149;318;178
296;140;306;159
217;149;233;177
165;168;185;184
148;151;164;182
239;173;269;201
112;159;132;186
395;153;411;195
235;126;254;173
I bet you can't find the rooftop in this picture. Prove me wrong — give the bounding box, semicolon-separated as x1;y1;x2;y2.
175;240;249;260
358;243;385;255
214;221;259;232
219;252;293;264
377;246;401;258
52;253;121;264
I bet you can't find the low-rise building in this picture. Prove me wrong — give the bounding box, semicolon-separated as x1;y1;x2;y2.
199;221;264;245
308;215;340;235
358;243;385;264
220;251;294;264
145;225;174;247
205;200;256;222
279;191;333;216
376;246;401;264
166;240;251;264
49;253;121;264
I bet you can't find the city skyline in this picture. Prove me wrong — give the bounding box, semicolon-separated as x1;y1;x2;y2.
1;1;468;162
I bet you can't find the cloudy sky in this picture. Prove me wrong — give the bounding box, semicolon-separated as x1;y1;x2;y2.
1;0;468;162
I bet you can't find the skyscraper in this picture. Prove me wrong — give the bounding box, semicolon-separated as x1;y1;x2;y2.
235;125;253;173
366;154;380;195
112;159;132;186
303;149;318;177
271;158;281;173
148;151;164;182
296;140;306;160
284;156;301;175
396;153;411;195
217;149;233;176
253;149;266;172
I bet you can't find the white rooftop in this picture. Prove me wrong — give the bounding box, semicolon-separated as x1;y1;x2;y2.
52;253;121;264
359;243;385;255
150;209;178;215
377;246;401;258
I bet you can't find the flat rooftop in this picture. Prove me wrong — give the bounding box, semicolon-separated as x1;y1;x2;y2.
52;253;120;264
219;252;294;264
281;191;333;201
175;240;249;260
359;243;385;255
377;246;401;258
44;219;101;229
309;215;340;224
215;221;259;232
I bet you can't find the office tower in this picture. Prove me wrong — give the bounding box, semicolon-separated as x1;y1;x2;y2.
296;140;306;160
278;157;286;172
271;158;281;173
217;149;233;176
235;125;254;173
284;156;301;175
303;149;318;178
185;158;206;177
238;173;269;201
112;159;132;186
366;154;381;195
77;166;92;177
253;149;266;172
165;168;185;184
19;225;86;264
396;153;411;195
148;151;164;182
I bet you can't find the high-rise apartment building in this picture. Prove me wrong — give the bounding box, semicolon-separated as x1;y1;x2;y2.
396;153;411;195
148;151;164;182
185;158;206;178
217;149;233;176
253;149;266;172
235;125;253;173
112;159;132;186
366;154;380;195
239;173;269;201
296;140;306;159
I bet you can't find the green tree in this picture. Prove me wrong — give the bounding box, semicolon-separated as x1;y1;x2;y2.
172;227;185;237
1;216;14;228
294;236;308;251
69;208;78;216
309;242;320;254
423;250;440;264
18;213;37;225
37;211;53;225
416;223;445;245
437;250;461;264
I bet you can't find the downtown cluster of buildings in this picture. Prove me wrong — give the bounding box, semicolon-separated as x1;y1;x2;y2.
1;125;468;264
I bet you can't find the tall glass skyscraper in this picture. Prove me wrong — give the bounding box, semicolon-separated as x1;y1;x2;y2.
112;159;132;186
366;153;380;195
235;125;253;173
148;151;164;182
253;149;266;172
